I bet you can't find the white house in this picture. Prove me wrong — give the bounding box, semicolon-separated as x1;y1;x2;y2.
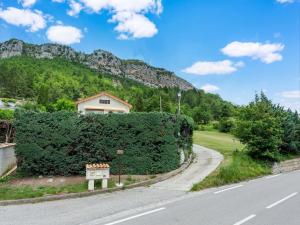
76;92;132;115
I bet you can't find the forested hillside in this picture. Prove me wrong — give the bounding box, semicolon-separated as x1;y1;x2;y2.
0;39;194;90
0;56;236;123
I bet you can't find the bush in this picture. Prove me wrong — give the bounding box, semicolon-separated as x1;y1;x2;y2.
234;93;283;161
14;111;193;176
0;109;14;120
0;110;14;143
218;118;235;133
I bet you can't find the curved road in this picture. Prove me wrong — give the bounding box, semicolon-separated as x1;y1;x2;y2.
1;146;300;225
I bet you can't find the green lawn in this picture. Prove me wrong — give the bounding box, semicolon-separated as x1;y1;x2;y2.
192;130;271;191
0;179;116;201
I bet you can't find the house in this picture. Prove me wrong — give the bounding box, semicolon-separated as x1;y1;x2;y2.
76;92;132;115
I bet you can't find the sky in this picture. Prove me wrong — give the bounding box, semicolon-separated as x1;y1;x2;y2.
0;0;299;111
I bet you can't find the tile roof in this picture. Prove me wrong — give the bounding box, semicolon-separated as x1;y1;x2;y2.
86;163;110;169
76;92;133;108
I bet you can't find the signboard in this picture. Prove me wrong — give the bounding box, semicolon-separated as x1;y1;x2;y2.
86;169;110;180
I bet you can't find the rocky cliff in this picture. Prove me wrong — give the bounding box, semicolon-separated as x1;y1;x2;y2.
0;39;194;90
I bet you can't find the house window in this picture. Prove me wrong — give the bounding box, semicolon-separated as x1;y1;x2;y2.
99;99;110;104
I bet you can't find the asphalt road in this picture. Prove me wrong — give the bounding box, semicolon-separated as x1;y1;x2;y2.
87;170;300;225
1;155;300;225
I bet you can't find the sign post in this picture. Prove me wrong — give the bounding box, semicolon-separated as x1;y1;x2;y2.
116;149;124;187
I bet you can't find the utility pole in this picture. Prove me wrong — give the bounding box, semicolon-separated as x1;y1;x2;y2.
160;95;162;113
178;91;181;115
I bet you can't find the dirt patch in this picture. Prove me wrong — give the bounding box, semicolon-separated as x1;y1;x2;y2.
8;175;155;187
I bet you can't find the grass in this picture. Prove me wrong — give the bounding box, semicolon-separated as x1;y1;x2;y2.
0;179;116;201
191;130;271;191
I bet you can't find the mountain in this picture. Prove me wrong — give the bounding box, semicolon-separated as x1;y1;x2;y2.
0;39;194;90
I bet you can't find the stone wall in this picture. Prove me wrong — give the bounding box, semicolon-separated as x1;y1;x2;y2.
272;158;300;174
0;143;16;176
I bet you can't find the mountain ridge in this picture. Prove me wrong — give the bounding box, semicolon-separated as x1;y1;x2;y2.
0;39;194;90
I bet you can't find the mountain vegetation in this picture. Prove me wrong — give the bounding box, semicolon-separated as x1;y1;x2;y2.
0;39;193;90
0;56;236;124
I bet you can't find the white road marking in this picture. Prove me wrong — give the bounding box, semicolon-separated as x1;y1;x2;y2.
266;174;281;179
233;214;256;225
214;185;243;194
266;192;298;209
103;207;166;225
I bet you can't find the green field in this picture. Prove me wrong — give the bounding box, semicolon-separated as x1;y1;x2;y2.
192;130;271;191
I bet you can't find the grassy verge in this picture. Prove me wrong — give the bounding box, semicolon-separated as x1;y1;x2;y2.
0;179;115;201
191;130;271;191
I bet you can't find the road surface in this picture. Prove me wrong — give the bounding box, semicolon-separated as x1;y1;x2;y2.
152;144;223;191
1;147;300;225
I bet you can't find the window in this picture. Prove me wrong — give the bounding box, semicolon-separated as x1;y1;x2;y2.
99;99;110;104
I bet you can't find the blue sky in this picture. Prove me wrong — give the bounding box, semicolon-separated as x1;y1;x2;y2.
0;0;299;110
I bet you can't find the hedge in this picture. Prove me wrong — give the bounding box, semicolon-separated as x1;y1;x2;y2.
14;111;193;176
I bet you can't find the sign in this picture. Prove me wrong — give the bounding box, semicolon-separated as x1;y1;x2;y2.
117;149;124;155
86;169;109;180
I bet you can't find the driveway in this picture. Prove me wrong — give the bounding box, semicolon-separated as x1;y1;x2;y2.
151;144;223;191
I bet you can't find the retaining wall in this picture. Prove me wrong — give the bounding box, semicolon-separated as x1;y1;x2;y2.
272;158;300;174
0;143;16;176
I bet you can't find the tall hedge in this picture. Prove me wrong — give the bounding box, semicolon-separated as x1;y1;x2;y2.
14;111;193;176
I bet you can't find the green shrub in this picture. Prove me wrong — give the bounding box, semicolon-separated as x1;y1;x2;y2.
234;93;283;161
14;111;193;176
218;118;236;133
0;109;14;120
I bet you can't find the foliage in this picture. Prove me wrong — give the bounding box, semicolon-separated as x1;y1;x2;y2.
0;109;14;120
14;111;194;176
218;117;236;133
19;102;46;112
0;109;14;143
191;130;271;191
49;98;76;112
0;56;236;123
192;151;270;190
0;179;115;200
278;109;300;154
192;105;212;124
234;93;284;160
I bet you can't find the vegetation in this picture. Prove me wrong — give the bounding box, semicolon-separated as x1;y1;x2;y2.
0;109;14;143
235;93;300;161
0;179;115;201
14;111;193;176
0;56;236;122
191;130;271;191
0;109;14;120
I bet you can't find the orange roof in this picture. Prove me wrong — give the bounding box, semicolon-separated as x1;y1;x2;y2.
76;92;132;109
86;163;110;169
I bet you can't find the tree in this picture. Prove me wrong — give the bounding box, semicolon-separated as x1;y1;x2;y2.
51;98;76;112
235;93;283;160
192;106;212;124
279;110;300;154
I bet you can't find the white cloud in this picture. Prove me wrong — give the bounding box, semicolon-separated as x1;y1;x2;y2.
18;0;37;8
46;25;83;45
201;84;220;93
67;0;83;16
276;0;294;3
78;0;162;14
182;60;244;75
221;41;284;64
278;90;300;99
0;7;46;32
56;0;162;39
110;11;157;39
275;90;300;111
52;0;65;2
